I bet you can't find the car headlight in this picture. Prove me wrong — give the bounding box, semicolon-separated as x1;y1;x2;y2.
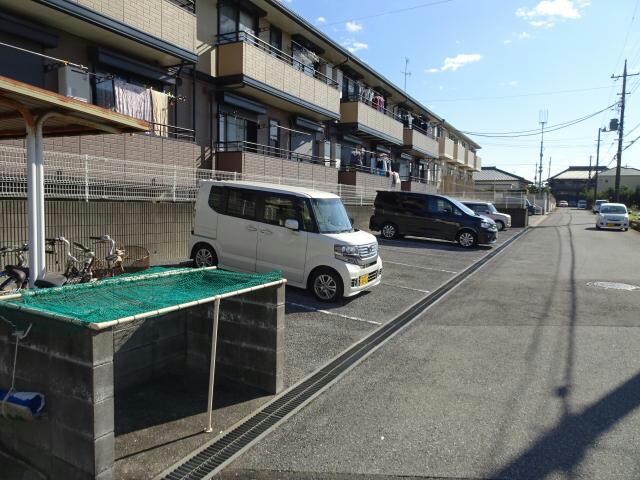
334;244;360;263
481;221;493;229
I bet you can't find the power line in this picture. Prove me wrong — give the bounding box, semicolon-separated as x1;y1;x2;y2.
461;103;616;138
320;0;453;27
427;85;612;103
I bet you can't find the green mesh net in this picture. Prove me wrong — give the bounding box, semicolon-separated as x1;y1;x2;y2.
0;268;281;325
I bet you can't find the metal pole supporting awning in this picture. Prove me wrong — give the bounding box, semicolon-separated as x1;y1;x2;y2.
0;75;149;286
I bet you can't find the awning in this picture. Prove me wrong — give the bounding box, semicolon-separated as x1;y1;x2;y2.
0;74;149;286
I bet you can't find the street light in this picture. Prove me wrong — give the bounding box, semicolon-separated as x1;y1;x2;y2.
594;125;614;201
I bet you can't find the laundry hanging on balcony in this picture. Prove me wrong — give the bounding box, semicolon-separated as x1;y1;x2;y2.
150;89;169;137
114;79;152;123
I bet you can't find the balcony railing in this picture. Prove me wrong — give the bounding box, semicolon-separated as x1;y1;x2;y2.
340;99;404;144
168;0;195;13
403;127;439;157
215;141;336;167
216;31;338;88
439;137;455;160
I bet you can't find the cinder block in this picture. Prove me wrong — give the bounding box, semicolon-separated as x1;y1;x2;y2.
49;393;114;439
217;341;277;373
49;357;113;403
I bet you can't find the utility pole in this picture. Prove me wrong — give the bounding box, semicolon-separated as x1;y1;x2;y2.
611;60;639;202
588;155;592;179
534;160;538;188
547;156;552;182
401;57;411;91
538;110;548;189
594;128;602;201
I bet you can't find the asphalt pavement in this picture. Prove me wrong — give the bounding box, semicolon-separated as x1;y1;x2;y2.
219;209;640;480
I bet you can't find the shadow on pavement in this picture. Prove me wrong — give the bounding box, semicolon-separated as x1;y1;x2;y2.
377;236;493;251
490;214;640;479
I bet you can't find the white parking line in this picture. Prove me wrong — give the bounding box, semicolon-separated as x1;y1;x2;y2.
383;260;458;274
287;302;381;325
383;283;430;294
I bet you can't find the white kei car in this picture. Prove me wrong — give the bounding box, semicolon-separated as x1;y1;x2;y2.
595;203;629;231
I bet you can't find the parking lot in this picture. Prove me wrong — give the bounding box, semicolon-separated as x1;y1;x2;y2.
282;227;523;388
114;224;524;479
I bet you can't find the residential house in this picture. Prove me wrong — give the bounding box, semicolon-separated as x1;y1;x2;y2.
547;165;606;204
473;166;531;192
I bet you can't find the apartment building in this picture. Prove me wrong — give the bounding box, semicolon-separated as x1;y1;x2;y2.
0;0;481;192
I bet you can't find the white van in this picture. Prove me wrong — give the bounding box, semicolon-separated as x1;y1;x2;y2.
190;181;382;302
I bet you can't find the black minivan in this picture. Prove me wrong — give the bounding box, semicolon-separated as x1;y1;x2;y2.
369;191;498;248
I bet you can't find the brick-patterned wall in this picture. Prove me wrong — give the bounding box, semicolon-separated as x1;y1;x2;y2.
75;0;196;52
235;152;340;184
1;134;205;169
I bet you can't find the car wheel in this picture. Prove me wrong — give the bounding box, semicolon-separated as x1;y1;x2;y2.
495;220;505;231
193;244;218;267
596;225;601;230
381;222;399;240
310;268;344;302
456;230;477;248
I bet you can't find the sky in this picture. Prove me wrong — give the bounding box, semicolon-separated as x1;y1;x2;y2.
280;0;640;181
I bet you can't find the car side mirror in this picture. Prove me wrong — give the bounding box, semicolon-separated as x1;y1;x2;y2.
284;219;299;231
349;217;354;225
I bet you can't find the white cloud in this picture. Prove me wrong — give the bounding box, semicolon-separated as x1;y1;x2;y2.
516;0;588;28
342;39;368;53
518;31;531;39
504;39;513;44
501;80;519;87
439;85;444;90
345;21;363;33
426;53;483;73
317;16;326;23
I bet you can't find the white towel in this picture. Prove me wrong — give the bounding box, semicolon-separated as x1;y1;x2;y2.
114;79;152;123
150;89;169;137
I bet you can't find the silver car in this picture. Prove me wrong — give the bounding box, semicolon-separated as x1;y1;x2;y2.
596;203;629;231
462;201;512;231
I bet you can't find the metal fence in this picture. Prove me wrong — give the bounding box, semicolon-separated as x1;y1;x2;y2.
0;145;380;205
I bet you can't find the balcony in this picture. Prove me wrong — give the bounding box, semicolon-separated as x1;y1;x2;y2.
215;32;340;120
400;176;438;194
339;99;404;145
439;137;455;162
214;141;339;185
475;155;482;171
466;150;476;170
455;144;466;167
403;127;438;158
29;0;196;60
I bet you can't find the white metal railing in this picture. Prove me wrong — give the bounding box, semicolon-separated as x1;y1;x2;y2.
0;145;382;206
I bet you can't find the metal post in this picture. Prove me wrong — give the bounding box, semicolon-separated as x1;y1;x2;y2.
84;154;89;203
205;297;221;433
172;165;177;202
25;129;39;287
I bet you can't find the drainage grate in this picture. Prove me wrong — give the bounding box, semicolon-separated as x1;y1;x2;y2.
160;229;530;480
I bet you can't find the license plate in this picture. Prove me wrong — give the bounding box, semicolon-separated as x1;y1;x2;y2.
607;223;616;227
359;274;369;286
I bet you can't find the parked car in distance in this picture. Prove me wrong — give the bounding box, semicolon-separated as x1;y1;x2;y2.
190;181;382;302
593;199;608;213
369;191;498;248
577;200;587;209
596;203;629;231
462;201;511;231
558;200;569;207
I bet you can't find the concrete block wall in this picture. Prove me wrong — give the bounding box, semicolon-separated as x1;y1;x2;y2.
0;312;115;480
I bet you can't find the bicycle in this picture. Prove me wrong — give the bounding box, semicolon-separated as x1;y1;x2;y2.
36;237;96;287
0;244;29;294
89;235;125;278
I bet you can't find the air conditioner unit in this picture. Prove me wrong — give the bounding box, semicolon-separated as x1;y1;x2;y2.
58;66;92;103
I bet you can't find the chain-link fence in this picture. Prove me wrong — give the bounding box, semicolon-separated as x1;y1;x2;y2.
0;145;381;205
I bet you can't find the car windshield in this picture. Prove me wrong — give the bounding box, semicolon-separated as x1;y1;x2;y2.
450;198;477;216
310;198;353;233
487;203;498;213
600;205;627;214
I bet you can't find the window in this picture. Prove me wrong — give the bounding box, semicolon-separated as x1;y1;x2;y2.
310;198;352;233
269;26;282;52
375;192;398;209
429;197;457;215
299;199;316;232
269;119;280;149
401;196;427;212
218;3;257;42
226;189;257;219
262;195;297;227
208;186;226;213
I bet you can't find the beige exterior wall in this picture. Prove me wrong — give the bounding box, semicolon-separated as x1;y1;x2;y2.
216;42;340;116
466;150;476;169
403;128;439;158
439;137;455;161
599;174;640;191
340;102;404;144
475;155;482;171
75;0;196;52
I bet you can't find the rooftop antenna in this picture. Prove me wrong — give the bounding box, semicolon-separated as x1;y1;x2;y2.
401;57;411;91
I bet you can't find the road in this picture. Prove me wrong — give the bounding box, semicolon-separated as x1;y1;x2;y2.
218;209;640;480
